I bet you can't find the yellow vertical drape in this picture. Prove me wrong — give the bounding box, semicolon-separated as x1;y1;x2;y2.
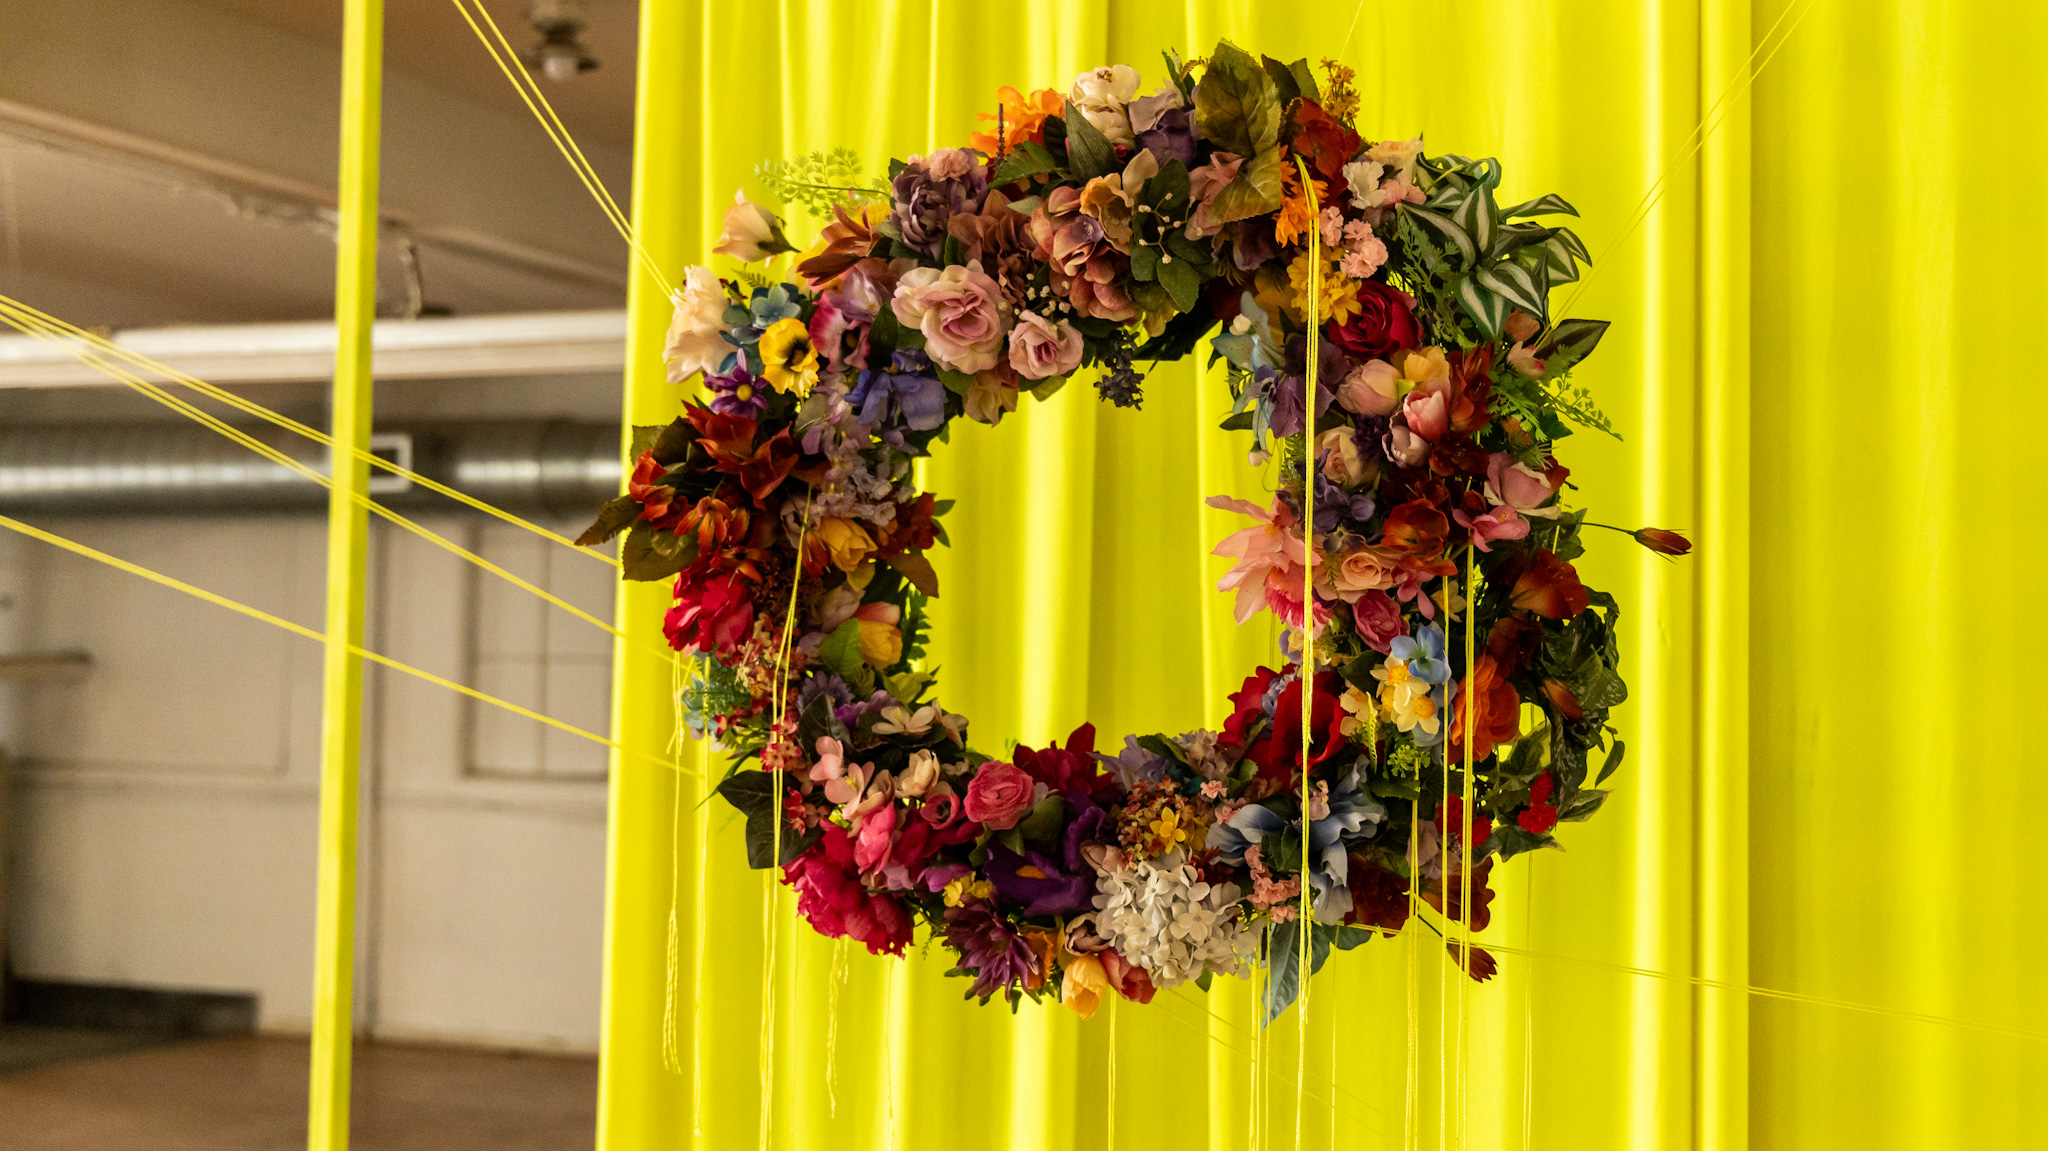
594;2;2048;1147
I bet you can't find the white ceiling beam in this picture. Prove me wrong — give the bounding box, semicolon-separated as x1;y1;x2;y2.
0;309;628;388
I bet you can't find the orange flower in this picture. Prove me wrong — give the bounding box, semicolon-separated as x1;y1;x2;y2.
1448;654;1522;764
1507;550;1590;620
1274;165;1329;249
970;86;1065;157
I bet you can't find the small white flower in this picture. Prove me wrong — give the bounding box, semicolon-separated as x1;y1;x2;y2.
1093;850;1257;988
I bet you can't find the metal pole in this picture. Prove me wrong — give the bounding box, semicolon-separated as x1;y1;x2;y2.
596;0;694;1144
309;2;383;1148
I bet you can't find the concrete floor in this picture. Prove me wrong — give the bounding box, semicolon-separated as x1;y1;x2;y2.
0;1035;597;1150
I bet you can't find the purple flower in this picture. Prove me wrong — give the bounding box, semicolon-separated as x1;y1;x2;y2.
1230;216;1280;272
1271;336;1349;436
986;843;1093;916
942;902;1041;1000
1136;106;1197;167
706;366;768;417
1094;734;1166;789
1061;800;1113;873
1313;471;1376;532
887;148;988;259
849;348;948;431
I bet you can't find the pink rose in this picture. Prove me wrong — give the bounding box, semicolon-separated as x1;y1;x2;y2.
1007;310;1084;379
1484;453;1563;519
1337;360;1401;416
963;761;1036;830
891;264;1006;373
1402;383;1449;441
1454;503;1531;551
1351;591;1408;653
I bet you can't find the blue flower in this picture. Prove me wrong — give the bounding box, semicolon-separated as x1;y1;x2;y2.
748;283;801;327
848;349;948;432
1306;770;1386;923
1391;624;1450;686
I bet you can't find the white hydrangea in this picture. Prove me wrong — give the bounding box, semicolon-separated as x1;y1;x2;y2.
1092;850;1257;988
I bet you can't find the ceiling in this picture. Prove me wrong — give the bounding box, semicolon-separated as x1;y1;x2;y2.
196;0;641;150
0;0;639;334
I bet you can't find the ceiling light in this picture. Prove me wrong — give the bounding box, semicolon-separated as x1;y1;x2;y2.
522;0;598;83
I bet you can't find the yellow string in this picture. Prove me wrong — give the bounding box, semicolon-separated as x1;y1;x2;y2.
1557;0;1823;319
0;316;660;667
446;0;675;298
758;497;811;1151
662;653;689;1076
1521;863;1536;1150
1405;799;1419;1150
825;936;847;1118
1107;997;1118;1151
1458;544;1477;1149
0;294;617;569
1293;152;1322;1151
0;513;693;777
1437;576;1451;1151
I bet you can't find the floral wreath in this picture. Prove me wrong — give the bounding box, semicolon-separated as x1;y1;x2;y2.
579;41;1689;1024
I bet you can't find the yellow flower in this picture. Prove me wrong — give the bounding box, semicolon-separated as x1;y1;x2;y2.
1061;954;1108;1020
758;316;820;396
1286;250;1360;327
1148;807;1188;852
816;516;875;572
943;875;995;907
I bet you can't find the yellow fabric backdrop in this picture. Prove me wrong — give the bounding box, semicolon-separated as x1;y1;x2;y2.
594;2;2045;1147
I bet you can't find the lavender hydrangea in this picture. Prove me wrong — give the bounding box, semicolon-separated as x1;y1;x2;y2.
887;148;988;259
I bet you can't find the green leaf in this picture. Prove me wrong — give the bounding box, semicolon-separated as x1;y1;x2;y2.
936;367;977;395
883;551;941;597
1558;788;1609;823
575;495;640;547
1407;206;1475;266
1450;180;1500;261
1156;254;1201;312
715;771;819;868
1208;146;1286;226
1595;739;1627;786
620;522;695;581
1456;277;1509;339
1534;318;1609;373
991;140;1062;186
816;619;865;682
1193;39;1281;160
1028;375;1069;401
1489;824;1552;861
1062;100;1116;181
795;692;851;753
1262;920;1333;1026
1474;261;1549;319
1331;924;1376;952
1286;58;1320;103
1218;410;1257;431
629;424;666;459
1017;794;1067;847
1500;193;1579;218
1128;242;1160;282
939;232;966;268
1260;55;1304;106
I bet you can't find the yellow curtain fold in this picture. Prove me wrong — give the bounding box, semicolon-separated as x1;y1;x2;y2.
595;2;2045;1147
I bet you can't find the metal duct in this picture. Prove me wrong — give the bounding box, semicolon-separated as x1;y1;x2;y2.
0;420;621;517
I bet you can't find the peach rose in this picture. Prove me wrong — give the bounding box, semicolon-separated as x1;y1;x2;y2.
1332;545;1398;602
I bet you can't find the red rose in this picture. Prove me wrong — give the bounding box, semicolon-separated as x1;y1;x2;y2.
1327;282;1420;362
1344;853;1412;933
1632;527;1692;556
963;761;1036;830
662;569;756;656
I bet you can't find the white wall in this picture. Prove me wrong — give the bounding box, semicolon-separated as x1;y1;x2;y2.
4;508;612;1052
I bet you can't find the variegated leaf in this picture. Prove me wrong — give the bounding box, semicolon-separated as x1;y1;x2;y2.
1457;276;1509;339
1500;192;1579;218
1409;206;1476;266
